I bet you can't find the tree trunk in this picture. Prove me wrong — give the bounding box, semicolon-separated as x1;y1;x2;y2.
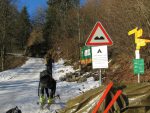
1;46;5;71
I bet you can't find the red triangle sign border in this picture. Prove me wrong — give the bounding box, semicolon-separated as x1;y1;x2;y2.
85;22;113;46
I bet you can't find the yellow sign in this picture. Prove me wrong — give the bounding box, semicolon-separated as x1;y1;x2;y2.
128;27;150;50
128;27;138;36
135;29;143;39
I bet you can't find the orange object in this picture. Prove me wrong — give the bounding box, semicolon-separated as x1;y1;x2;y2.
80;58;92;65
144;39;150;43
103;90;122;113
92;82;113;113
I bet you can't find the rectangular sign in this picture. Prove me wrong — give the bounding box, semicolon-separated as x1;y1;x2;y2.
80;46;92;65
133;59;144;74
92;46;108;69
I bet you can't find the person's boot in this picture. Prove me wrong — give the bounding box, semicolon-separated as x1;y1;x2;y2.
47;97;53;105
40;96;46;105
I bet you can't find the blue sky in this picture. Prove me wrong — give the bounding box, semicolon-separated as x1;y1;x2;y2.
17;0;86;17
17;0;47;17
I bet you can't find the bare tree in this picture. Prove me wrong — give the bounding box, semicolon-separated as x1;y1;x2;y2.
0;0;10;70
0;0;19;71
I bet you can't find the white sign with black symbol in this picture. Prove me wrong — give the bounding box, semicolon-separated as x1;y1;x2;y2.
92;46;108;69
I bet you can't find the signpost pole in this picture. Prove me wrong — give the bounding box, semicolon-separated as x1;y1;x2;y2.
138;74;140;83
135;50;140;83
85;22;113;87
99;69;102;86
128;28;150;84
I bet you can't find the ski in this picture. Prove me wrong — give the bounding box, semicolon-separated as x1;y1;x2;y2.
37;94;61;110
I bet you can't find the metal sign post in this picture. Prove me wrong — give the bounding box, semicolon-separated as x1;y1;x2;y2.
138;74;140;83
92;46;108;86
128;27;150;83
85;21;113;86
99;69;102;86
135;50;140;83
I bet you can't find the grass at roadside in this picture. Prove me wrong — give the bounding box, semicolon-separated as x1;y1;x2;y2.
0;55;27;72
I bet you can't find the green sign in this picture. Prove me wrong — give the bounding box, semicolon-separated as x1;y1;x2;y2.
81;46;92;59
133;59;144;75
81;46;92;64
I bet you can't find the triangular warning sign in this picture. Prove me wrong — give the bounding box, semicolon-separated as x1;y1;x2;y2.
86;22;113;46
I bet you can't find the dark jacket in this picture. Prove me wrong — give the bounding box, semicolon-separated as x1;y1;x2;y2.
40;70;50;84
38;70;56;96
46;58;54;74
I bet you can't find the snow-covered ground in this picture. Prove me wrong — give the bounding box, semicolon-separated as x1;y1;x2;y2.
0;58;99;113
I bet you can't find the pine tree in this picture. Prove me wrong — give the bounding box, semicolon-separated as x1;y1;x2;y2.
43;0;79;50
18;6;31;49
43;0;58;49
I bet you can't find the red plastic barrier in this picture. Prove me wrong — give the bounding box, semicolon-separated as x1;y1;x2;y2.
104;90;122;113
92;82;113;113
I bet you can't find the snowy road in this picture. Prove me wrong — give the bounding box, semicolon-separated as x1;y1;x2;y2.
0;58;99;113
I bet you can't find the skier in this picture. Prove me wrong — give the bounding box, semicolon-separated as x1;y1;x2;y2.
38;53;56;106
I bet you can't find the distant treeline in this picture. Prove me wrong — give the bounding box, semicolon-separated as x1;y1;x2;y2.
0;0;150;72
